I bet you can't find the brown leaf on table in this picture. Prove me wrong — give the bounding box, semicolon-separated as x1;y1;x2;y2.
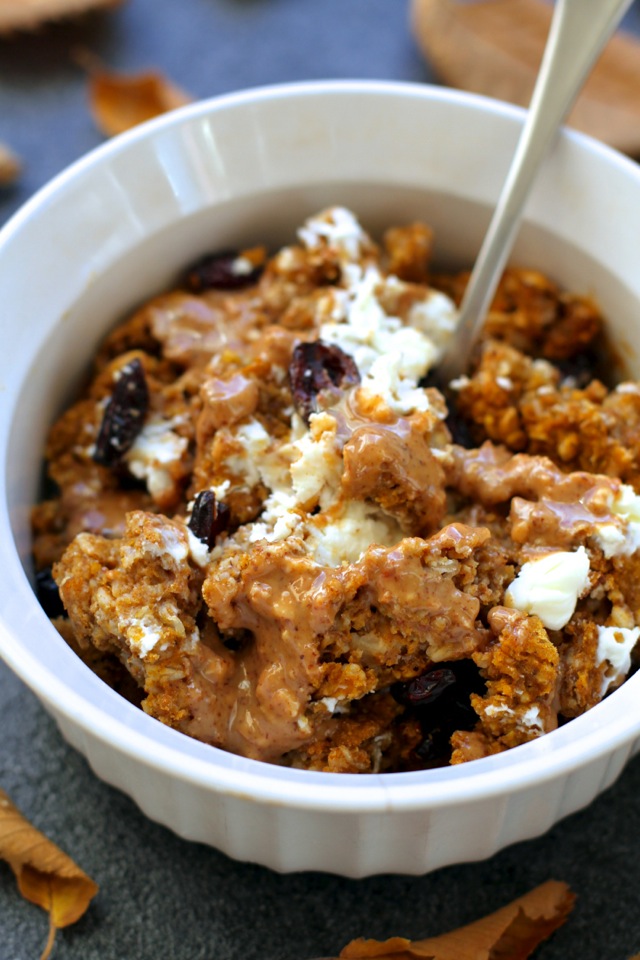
0;788;99;960
0;141;21;186
410;0;640;156
339;880;575;960
0;0;125;34
84;59;192;137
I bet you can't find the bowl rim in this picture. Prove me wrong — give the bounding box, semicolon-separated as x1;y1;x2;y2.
3;76;633;244
2;77;640;814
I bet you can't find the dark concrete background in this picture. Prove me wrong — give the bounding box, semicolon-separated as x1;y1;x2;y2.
2;2;640;958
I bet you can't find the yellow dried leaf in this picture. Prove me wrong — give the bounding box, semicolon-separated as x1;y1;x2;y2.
0;789;98;957
19;866;98;927
87;65;192;137
0;141;21;186
340;880;575;960
0;0;125;34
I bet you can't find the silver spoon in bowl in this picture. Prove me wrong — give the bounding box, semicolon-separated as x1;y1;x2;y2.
434;0;634;387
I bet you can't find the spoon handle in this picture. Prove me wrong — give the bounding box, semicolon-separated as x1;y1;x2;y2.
436;0;634;385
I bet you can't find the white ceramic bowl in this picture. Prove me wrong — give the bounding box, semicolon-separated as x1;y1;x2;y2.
2;80;640;878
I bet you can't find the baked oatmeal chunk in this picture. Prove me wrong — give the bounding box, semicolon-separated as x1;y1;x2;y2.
455;337;640;485
451;607;559;763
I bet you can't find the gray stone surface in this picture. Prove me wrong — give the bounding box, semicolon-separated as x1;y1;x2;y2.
2;2;640;958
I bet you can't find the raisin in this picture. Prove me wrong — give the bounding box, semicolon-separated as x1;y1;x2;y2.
392;668;457;707
289;340;360;423
93;359;149;467
185;250;263;291
393;660;486;768
35;567;66;618
188;490;230;548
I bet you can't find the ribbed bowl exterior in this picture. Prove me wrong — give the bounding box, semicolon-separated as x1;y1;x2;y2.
52;708;638;877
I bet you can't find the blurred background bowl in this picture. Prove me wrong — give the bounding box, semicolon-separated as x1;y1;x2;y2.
1;80;639;878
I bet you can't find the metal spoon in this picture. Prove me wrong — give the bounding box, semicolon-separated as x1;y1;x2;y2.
435;0;634;386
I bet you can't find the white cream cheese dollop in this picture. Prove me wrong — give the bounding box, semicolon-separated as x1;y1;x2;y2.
483;701;545;734
318;264;440;415
596;625;640;696
300;207;458;416
592;484;640;558
504;547;591;631
124;417;188;499
297;206;370;259
305;501;402;567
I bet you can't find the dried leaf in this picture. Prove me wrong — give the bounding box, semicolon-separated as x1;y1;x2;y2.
0;141;21;186
86;61;192;137
410;0;640;155
0;789;98;957
340;881;575;960
0;0;125;34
